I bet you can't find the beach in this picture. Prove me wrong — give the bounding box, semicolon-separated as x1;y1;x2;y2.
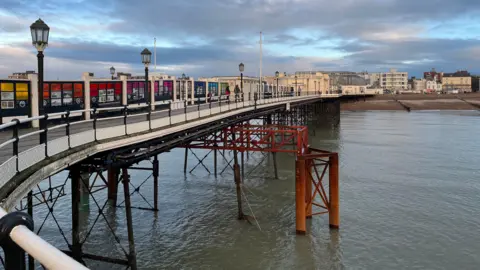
341;93;480;111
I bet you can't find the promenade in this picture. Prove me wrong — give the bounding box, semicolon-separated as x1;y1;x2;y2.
341;93;480;111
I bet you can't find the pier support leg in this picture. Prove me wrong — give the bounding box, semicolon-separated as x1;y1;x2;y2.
266;114;278;179
122;168;138;270
153;155;159;211
241;151;245;179
214;145;218;177
80;172;90;210
107;168;119;205
329;153;340;229
71;167;83;263
232;128;244;220
184;147;188;174
295;159;306;234
305;159;312;219
273;153;279;179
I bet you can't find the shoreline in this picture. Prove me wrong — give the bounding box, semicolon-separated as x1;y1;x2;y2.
341;93;480;111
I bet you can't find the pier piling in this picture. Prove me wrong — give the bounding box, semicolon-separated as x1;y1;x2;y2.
329;153;340;229
295;159;306;234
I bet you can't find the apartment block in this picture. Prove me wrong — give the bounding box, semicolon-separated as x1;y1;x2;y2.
370;68;408;90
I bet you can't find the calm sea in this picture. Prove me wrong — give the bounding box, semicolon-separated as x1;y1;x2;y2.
28;110;480;270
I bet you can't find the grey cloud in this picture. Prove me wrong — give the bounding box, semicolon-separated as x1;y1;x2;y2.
2;0;480;78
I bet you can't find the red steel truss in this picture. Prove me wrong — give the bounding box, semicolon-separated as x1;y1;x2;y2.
187;124;309;155
183;123;339;234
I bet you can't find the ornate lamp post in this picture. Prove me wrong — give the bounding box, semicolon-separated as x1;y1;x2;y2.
275;71;279;98
110;66;116;80
239;63;244;100
30;18;49;142
141;48;152;105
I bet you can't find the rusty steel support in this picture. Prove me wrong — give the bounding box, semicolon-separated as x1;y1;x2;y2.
305;158;313;219
70;167;83;263
107;168;119;205
295;159;306;234
241;151;245;178
153;155;159;211
329;153;340;229
121;168;138;270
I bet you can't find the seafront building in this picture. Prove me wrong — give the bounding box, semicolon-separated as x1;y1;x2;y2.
370;68;408;91
263;71;330;94
442;70;472;92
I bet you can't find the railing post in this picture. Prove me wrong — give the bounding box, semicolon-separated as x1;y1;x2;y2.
147;104;152;131
66;111;71;149
0;211;34;270
197;97;201;118
184;100;187;122
209;97;212;115
254;94;257;110
43;114;49;157
93;108;98;142
219;94;222;111
39;115;47;144
168;102;172;125
12;119;20;173
123;105;128;135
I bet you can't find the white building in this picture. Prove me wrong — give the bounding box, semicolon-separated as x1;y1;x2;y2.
426;80;442;93
412;78;426;91
371;68;408;90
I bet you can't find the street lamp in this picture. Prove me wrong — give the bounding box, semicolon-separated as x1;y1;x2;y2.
30;18;49;143
141;48;152;105
275;71;279;98
110;66;115;80
239;63;244;101
295;75;298;96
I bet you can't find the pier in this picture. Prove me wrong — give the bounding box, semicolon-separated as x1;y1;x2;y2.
0;92;341;269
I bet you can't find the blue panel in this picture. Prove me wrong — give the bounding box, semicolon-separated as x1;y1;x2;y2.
208;82;218;95
194;81;206;97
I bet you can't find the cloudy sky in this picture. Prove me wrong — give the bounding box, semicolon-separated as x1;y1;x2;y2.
1;0;479;80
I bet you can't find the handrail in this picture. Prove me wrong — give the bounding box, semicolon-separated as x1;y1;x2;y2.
19;115;45;124
18;130;44;140
70;108;94;114
97;115;124;122
0;138;16;149
96;106;124;112
0;121;17;130
47;111;68;118
70;119;94;126
0;207;89;270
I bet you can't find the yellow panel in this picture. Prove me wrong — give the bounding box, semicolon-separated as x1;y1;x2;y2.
1;82;14;92
16;91;28;100
16;83;28;92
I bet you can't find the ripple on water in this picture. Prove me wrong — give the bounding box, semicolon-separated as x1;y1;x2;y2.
29;111;480;269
